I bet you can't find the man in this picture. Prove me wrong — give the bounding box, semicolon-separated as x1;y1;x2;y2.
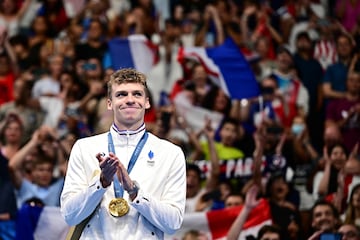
270;45;310;127
257;225;282;240
293;31;324;151
60;68;186;239
322;33;354;101
338;224;360;240
308;200;340;239
325;71;360;152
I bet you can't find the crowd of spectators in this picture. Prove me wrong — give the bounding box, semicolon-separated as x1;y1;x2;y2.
0;0;359;239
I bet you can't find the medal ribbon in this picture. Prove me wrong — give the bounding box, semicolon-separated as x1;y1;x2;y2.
107;131;148;198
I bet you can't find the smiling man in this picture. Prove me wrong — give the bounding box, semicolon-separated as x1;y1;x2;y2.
61;68;186;240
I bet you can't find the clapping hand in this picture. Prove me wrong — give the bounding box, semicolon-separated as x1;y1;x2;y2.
97;152;118;188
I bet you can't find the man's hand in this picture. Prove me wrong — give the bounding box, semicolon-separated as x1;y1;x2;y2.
96;152;118;188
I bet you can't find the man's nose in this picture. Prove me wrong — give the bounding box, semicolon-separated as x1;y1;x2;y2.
126;94;135;102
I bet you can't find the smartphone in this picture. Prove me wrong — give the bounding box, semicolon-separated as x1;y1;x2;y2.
319;233;342;240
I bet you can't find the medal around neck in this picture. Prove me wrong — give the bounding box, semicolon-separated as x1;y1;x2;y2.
109;198;129;217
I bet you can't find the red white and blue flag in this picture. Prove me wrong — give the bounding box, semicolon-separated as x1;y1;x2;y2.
107;34;158;74
166;198;272;240
178;38;260;100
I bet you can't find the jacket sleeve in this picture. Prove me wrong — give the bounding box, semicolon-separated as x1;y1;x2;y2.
130;147;186;235
60;140;107;226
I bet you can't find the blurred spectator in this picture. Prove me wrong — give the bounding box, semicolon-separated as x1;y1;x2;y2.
0;0;31;38
0;113;23;240
31;53;64;98
27;15;55;71
343;183;360;227
194;4;224;47
201;86;232;116
0;52;16;106
129;0;157;38
325;71;360;152
270;45;310;127
74;18;108;62
322;33;354;101
240;1;283;60
289;115;319;236
36;0;69;37
226;185;260;240
308;200;340;238
337;223;360;240
0;78;45;144
9;34;32;72
293;31;324;151
254;36;278;79
265;172;301;239
313;143;348;201
185;163;205;213
190;117;244;161
8;126;66;208
147;18;183;106
256;224;283;240
335;0;360;33
313;18;338;71
242;75;285;134
182;229;208;240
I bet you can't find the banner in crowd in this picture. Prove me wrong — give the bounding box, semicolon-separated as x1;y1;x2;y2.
165;199;272;240
195;157;269;179
108;34;158;74
178;37;260;100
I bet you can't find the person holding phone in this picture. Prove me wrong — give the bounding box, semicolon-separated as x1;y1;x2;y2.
60;68;186;239
308;200;340;240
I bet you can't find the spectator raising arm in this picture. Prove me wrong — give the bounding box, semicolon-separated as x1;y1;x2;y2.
227;185;260;240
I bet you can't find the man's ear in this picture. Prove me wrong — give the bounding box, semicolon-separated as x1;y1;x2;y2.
107;98;112;110
145;98;151;109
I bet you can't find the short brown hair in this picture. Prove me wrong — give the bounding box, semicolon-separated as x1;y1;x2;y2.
107;68;148;99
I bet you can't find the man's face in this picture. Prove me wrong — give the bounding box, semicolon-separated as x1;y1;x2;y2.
219;123;237;146
311;204;338;232
276;51;293;72
32;163;53;187
186;170;201;198
260;232;280;240
337;36;353;59
338;224;360;240
225;195;243;208
107;83;150;130
296;36;312;52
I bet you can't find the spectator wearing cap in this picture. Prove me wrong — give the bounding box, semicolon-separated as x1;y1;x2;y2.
293;31;324;151
268;45;310;128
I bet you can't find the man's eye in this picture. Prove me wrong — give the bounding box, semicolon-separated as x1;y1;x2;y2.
115;92;127;97
134;92;143;97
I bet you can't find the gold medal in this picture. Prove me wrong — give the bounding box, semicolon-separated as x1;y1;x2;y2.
108;198;129;217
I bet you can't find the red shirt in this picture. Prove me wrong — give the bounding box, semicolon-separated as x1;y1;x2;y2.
0;72;15;106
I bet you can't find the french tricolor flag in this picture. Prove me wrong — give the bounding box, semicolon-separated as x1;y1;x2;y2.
107;34;158;74
178;38;260;100
166;198;272;240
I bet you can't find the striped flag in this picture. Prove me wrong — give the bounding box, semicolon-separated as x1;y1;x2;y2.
107;34;158;74
166;198;272;240
178;38;260;100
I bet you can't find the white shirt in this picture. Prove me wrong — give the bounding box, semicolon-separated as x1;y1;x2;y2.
60;126;186;240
